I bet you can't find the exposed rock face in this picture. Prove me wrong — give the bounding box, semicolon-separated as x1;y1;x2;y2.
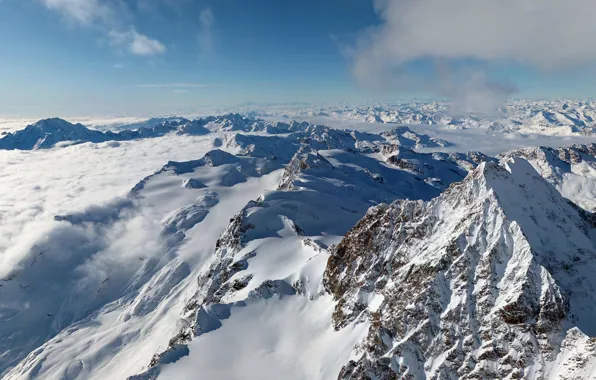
325;158;596;379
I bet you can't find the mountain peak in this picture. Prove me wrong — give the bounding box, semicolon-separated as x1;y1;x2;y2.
325;154;596;379
30;117;83;130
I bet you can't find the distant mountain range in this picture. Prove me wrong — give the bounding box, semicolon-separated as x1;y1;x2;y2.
243;99;596;136
0;115;449;151
6;99;596;152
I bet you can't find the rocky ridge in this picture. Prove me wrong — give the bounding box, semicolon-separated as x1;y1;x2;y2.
324;158;596;379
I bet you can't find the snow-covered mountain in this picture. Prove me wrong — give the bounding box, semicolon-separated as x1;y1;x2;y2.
0;115;453;151
0;115;288;150
4;113;596;380
0;118;112;150
12;99;596;152
380;126;451;149
240;99;596;136
0;120;486;379
500;144;596;212
325;158;596;379
345;100;596;136
0;117;185;150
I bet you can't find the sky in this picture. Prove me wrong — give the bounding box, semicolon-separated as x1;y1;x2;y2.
3;0;596;117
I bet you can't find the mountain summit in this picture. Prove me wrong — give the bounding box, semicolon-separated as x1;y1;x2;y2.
325;158;596;379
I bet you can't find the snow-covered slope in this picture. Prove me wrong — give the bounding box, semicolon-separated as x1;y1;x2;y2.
500;144;596;212
134;141;489;379
0;122;484;379
325;158;596;379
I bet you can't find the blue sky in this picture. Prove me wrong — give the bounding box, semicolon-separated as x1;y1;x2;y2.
2;0;596;117
0;0;381;116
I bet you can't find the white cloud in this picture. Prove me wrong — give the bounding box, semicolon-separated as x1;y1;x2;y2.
129;32;166;55
352;0;596;86
41;0;112;26
109;29;166;56
347;0;596;112
198;7;215;53
40;0;166;57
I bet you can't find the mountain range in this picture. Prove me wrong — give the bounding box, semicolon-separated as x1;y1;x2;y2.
241;99;596;136
2;115;596;379
0;116;451;151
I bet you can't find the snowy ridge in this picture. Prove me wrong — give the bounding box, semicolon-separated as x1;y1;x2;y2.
500;143;596;212
324;158;596;379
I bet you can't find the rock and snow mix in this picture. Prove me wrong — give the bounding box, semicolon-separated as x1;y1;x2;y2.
325;158;596;379
3;113;596;379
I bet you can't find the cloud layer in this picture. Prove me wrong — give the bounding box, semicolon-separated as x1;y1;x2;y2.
0;131;214;277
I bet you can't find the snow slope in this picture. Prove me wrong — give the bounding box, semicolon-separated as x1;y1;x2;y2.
500;143;596;212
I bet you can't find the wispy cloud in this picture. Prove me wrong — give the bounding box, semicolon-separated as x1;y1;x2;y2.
137;83;212;88
109;29;166;56
198;7;215;54
39;0;166;57
41;0;113;26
